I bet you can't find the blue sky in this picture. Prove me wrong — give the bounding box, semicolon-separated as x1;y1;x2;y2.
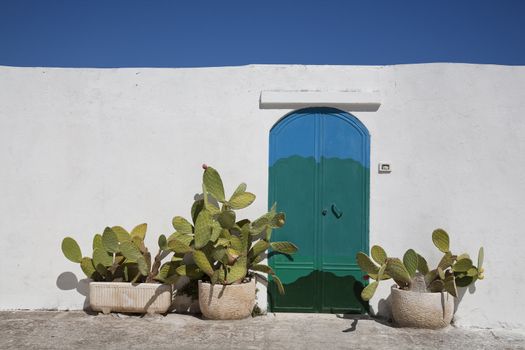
1;0;524;67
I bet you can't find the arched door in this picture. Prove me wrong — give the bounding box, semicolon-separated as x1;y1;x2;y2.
269;107;370;313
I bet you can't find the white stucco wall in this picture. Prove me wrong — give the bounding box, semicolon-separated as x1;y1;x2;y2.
1;63;524;329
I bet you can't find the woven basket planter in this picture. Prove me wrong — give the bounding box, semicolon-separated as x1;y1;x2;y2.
390;286;455;329
198;279;255;320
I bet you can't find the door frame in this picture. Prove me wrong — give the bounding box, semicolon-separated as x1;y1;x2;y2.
268;107;370;313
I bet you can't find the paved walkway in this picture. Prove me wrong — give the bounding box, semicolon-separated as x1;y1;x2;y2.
1;311;524;349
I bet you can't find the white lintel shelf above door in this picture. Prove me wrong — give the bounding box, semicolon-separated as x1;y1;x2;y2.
259;91;381;112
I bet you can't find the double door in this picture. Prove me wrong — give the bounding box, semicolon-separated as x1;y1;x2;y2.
268;108;370;313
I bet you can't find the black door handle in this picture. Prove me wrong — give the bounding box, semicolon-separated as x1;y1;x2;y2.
331;204;343;218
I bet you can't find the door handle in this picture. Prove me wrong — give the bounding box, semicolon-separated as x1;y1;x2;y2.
331;204;343;218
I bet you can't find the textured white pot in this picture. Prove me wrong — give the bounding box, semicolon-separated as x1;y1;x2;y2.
198;279;255;320
390;286;455;329
89;282;172;314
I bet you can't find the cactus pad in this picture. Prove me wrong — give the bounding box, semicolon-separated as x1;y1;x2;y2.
429;279;445;292
120;241;142;262
385;258;411;287
251;264;274;274
371;245;387;265
432;229;450;253
193;250;214;277
191;199;205;224
478;247;484;269
93;247;113;267
467;267;478;277
229;192;256;209
226;256;247;284
251;216;270;233
377;264;386;280
453;258;473;272
194;209;213;249
210;222;223;242
155;261;180;283
250;240;270;259
92;234;104;252
203;166;226;202
437;267;445;280
438;252;454;270
111;226;131;243
218;210;236;229
457;253;470;261
231;183;247;198
102;227;120;253
168;239;193;254
455;275;474;287
61;237;82;263
130;223;147;240
136;256;149;276
416;253;429;275
172;216;193;234
361;281;379;301
270;212;286;228
270;241;298;255
80;257;96;278
402;249;418;278
211;247;227;262
158;234;168;250
368;272;391;281
356;252;380;275
443;275;458;297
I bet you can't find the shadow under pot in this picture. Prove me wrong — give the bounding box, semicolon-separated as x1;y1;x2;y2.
198;279;256;320
89;282;172;315
390;285;455;329
172;293;201;314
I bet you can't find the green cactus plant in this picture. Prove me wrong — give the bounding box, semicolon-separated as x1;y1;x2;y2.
166;165;298;294
356;228;484;301
61;223;177;283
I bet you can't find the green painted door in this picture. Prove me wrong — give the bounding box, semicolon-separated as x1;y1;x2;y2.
268;107;370;313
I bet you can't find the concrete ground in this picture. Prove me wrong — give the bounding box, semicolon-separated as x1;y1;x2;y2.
0;311;524;350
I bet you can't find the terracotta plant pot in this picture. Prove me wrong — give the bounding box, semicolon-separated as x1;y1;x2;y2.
198;279;256;320
89;282;172;314
390;285;455;329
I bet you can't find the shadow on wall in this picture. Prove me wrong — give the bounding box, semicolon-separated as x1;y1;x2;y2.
56;272;91;311
454;283;477;314
375;293;392;322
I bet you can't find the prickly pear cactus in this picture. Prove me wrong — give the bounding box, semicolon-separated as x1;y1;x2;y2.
166;165;298;294
356;246;391;301
61;223;176;283
356;228;485;300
